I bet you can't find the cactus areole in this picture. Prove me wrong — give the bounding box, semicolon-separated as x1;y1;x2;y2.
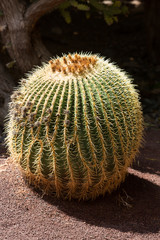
6;53;143;200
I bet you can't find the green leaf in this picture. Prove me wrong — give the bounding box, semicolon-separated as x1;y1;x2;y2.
104;15;113;25
59;1;71;10
113;16;118;22
107;4;122;16
6;60;16;69
85;11;91;19
60;9;71;24
70;0;90;11
2;43;12;51
121;5;129;15
114;1;121;8
90;0;105;11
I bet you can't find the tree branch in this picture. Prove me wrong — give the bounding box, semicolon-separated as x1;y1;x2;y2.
25;0;66;31
0;0;25;28
0;61;15;126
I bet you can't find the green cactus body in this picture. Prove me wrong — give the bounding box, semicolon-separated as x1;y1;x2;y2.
6;53;143;200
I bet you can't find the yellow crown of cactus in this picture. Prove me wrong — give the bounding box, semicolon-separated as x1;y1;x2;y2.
5;53;143;200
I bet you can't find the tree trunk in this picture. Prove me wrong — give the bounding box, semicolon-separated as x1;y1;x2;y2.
144;0;160;65
0;0;66;73
0;63;15;127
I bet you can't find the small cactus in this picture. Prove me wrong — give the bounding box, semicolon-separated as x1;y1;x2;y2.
5;53;143;200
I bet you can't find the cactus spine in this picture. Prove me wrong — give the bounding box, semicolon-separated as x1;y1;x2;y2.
6;53;143;200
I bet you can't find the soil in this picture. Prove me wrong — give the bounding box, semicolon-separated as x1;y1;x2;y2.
0;128;160;240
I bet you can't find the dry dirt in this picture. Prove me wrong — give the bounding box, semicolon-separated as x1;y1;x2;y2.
0;128;160;240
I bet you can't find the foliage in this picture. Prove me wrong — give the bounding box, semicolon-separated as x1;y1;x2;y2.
6;53;143;200
27;0;128;25
59;0;128;25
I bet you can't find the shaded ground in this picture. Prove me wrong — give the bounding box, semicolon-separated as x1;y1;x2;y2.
0;128;160;240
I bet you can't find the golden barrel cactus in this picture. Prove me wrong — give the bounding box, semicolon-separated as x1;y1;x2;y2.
6;53;143;200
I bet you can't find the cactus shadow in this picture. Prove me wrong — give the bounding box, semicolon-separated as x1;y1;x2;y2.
43;172;160;234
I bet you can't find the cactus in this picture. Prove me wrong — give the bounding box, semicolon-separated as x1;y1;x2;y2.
5;53;143;200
